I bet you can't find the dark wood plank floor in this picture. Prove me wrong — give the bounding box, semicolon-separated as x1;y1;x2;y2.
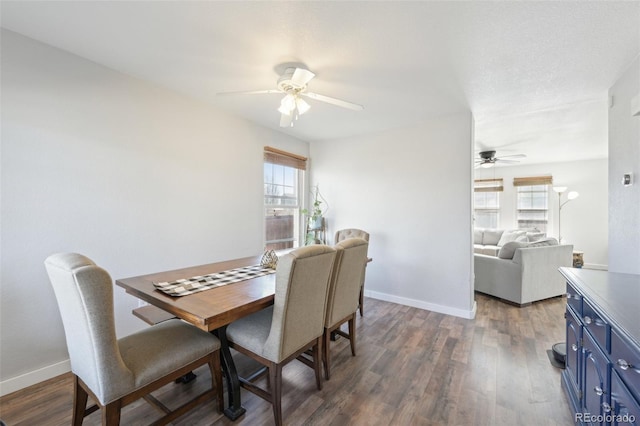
0;293;574;425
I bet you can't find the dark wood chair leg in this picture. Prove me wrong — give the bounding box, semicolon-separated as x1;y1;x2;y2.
102;400;121;426
313;337;323;390
269;363;283;426
323;328;331;380
72;376;88;426
359;286;364;317
348;314;357;356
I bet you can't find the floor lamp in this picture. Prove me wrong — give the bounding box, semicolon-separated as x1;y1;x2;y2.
550;186;580;368
553;186;579;244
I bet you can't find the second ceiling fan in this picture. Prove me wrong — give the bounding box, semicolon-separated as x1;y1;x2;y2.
217;66;364;128
475;150;526;168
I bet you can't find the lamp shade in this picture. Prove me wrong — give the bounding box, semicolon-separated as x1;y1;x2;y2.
278;94;296;114
567;191;579;200
277;104;291;115
296;97;311;115
553;186;568;193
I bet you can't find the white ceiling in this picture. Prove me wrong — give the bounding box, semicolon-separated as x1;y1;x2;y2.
2;1;638;165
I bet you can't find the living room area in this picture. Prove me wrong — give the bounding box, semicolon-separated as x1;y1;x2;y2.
471;156;609;306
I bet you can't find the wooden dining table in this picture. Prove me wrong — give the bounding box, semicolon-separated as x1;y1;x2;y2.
115;255;276;421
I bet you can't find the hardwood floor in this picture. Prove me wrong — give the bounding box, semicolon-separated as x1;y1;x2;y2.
0;293;574;425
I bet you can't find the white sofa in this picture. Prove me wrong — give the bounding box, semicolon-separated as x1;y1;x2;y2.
474;240;573;306
474;228;546;256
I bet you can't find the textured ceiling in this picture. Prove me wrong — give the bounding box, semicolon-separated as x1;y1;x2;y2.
2;1;638;165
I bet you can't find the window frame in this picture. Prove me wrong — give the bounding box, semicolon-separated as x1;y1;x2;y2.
474;178;503;229
515;182;551;232
263;147;307;250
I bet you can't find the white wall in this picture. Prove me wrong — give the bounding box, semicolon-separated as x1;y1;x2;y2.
310;114;476;319
474;159;609;269
608;56;640;274
0;30;309;394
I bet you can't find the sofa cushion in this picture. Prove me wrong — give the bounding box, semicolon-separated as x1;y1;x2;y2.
497;230;526;247
475;246;500;256
497;241;528;259
474;228;484;244
483;229;504;246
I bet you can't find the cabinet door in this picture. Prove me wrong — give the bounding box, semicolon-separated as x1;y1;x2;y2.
583;330;611;425
567;306;583;394
611;328;640;402
611;370;640;426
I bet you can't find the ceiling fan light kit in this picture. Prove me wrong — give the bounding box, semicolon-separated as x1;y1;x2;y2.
217;65;363;128
277;93;311;127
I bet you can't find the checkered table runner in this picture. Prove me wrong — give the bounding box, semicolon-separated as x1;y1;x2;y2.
153;264;276;297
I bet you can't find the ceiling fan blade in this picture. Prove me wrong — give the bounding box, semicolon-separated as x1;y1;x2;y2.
498;154;526;159
279;113;293;128
301;92;364;111
290;68;315;86
216;89;281;96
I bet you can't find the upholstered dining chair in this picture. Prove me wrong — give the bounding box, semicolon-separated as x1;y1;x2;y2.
44;253;223;426
323;238;369;380
334;228;371;316
225;245;336;426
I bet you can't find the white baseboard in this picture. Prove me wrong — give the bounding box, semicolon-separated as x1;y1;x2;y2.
364;290;477;319
0;359;70;397
583;263;608;271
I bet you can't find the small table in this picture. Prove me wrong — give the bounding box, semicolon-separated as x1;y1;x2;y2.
572;251;584;268
116;255;275;420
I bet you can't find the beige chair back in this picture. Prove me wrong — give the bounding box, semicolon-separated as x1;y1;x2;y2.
263;245;336;363
325;238;369;327
335;228;370;244
45;253;134;404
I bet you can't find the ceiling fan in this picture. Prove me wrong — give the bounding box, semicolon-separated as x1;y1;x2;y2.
216;66;364;128
475;150;526;168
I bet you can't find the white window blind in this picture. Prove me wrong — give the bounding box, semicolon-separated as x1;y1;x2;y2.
474;179;503;228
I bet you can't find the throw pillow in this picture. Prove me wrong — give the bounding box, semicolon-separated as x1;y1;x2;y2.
498;241;528;259
497;230;526;247
474;228;484;244
483;229;504;246
526;231;546;242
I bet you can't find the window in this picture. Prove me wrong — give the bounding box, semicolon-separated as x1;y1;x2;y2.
264;147;306;250
514;176;553;232
474;179;503;228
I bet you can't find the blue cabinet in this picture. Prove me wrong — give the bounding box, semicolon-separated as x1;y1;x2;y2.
560;269;640;426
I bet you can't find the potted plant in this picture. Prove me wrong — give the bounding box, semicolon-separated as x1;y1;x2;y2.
301;185;327;241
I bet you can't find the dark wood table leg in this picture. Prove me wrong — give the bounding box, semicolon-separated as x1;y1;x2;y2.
214;325;246;420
